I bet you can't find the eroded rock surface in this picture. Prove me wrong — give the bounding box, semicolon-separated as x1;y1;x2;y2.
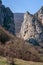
20;10;43;44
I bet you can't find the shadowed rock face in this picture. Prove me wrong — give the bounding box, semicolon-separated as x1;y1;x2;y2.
0;0;15;34
14;13;24;37
20;10;43;44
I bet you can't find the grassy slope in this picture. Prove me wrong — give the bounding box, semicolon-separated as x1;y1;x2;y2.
0;57;43;65
0;26;15;39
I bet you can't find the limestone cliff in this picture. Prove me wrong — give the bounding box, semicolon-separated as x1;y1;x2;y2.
20;10;43;45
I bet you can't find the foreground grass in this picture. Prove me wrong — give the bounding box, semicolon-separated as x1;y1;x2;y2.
0;57;7;65
0;57;43;65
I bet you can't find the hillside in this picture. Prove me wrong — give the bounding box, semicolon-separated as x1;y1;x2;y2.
0;26;43;62
0;25;15;43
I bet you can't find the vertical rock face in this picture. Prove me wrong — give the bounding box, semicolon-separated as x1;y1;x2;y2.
20;10;43;44
14;13;24;37
0;0;15;34
0;0;4;26
20;12;33;40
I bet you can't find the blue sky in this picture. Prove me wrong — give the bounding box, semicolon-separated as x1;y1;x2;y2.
2;0;43;14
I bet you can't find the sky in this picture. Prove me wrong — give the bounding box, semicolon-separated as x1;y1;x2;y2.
2;0;43;14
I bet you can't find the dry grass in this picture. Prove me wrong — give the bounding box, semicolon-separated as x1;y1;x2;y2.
0;56;43;65
15;58;43;65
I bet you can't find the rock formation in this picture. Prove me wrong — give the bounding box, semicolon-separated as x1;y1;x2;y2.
0;0;15;34
20;10;43;45
34;6;43;25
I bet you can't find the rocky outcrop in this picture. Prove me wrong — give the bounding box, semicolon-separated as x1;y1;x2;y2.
0;0;15;34
34;6;43;25
20;10;43;45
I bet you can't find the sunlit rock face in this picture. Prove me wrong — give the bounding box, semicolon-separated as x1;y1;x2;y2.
20;11;43;43
0;0;15;34
20;12;33;40
34;6;43;25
